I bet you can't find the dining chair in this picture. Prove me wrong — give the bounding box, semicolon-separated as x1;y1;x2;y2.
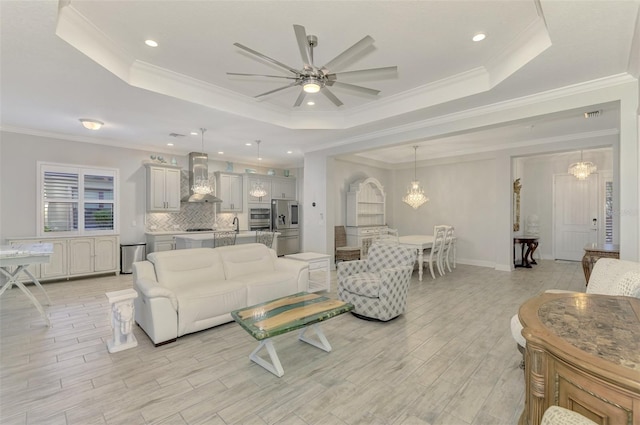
425;225;447;279
255;231;274;248
442;225;455;273
334;226;360;264
214;231;237;248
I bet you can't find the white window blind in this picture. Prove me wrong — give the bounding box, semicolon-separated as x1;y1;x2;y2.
39;163;118;236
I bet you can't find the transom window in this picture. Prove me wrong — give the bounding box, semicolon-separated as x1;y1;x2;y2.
38;162;118;236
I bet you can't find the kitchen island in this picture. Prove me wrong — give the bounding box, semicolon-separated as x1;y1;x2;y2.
174;231;278;251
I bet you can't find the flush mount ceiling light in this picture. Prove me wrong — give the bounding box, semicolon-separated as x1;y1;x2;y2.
191;128;214;195
79;119;103;130
472;33;486;42
402;146;429;209
249;140;268;198
568;150;597;180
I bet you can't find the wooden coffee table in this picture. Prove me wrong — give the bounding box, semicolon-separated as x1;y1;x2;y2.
231;292;353;377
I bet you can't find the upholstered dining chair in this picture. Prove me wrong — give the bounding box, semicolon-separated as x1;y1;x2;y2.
255;231;274;248
214;231;237;248
510;258;640;367
335;225;360;264
337;243;417;321
425;225;447;279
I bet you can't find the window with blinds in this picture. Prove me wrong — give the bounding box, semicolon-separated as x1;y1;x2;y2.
39;163;117;235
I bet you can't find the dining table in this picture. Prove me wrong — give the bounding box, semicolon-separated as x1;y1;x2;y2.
0;242;53;326
398;235;435;281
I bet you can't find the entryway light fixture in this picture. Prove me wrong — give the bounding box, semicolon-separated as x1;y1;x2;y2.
249;140;267;198
402;146;429;209
191;128;214;195
568;150;596;180
79;119;103;130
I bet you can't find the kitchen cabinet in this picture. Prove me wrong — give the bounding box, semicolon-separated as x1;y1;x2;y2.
271;177;296;200
6;236;119;281
146;234;177;254
145;164;181;212
69;236;119;275
246;175;271;204
216;172;243;212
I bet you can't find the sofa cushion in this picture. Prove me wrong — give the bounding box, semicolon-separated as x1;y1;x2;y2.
218;243;277;279
175;280;247;336
240;271;301;304
148;248;225;290
340;272;381;298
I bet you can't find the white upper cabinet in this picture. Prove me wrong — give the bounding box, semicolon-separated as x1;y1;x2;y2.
216;172;243;212
346;177;386;227
271;177;296;200
146;164;181;212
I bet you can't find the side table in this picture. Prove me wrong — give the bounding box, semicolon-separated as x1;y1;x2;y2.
284;252;331;292
582;243;620;284
513;236;539;268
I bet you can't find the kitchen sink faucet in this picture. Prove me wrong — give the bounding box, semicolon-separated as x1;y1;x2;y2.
232;216;239;233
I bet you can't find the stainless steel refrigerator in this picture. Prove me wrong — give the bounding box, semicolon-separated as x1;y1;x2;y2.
271;199;300;256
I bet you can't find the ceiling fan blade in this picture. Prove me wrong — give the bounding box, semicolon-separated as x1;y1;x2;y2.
329;66;398;80
255;82;299;98
327;81;380;96
293;90;306;107
233;42;299;75
293;25;313;69
227;72;298;80
321;87;343;107
322;35;374;73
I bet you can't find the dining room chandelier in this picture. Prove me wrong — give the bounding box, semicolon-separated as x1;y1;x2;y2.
191;128;214;195
249;140;267;198
568;150;596;180
402;146;429;209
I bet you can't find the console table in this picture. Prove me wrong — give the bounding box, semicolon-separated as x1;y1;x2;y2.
513;236;539;268
518;292;640;425
582;243;620;284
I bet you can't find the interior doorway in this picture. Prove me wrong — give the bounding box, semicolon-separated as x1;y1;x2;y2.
553;173;600;261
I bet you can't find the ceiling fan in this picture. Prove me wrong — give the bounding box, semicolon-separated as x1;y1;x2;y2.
227;24;397;107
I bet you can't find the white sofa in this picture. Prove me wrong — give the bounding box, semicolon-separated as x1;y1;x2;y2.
132;243;309;345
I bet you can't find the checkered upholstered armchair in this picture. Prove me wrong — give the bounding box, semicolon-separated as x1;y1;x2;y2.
337;243;417;321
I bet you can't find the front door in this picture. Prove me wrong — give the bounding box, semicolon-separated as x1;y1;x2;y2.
553;173;599;261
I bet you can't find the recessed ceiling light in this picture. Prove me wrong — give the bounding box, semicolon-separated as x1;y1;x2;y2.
245;142;253;146
472;33;486;42
307;101;315;106
79;118;103;130
190;131;198;135
145;39;158;47
287;151;293;154
218;151;224;155
167;143;174;146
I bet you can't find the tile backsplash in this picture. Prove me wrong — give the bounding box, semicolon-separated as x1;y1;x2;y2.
145;170;235;232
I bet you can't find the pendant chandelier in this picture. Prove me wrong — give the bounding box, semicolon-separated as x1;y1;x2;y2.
402;146;429;209
191;128;214;195
249;140;267;198
568;150;596;180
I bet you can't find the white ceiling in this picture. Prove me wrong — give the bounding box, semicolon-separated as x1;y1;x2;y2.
1;1;638;167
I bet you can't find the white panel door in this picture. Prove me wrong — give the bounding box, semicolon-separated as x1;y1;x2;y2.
554;174;599;261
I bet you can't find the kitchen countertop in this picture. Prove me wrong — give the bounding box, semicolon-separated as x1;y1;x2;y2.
174;231;279;240
145;229;234;236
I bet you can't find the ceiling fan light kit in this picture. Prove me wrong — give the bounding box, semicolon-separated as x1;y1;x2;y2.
228;24;397;107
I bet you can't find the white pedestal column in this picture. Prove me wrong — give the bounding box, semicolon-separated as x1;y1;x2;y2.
105;288;138;353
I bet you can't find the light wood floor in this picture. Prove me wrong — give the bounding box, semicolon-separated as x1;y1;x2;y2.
0;260;586;425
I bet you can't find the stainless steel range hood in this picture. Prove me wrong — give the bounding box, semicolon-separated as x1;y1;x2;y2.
181;152;222;203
